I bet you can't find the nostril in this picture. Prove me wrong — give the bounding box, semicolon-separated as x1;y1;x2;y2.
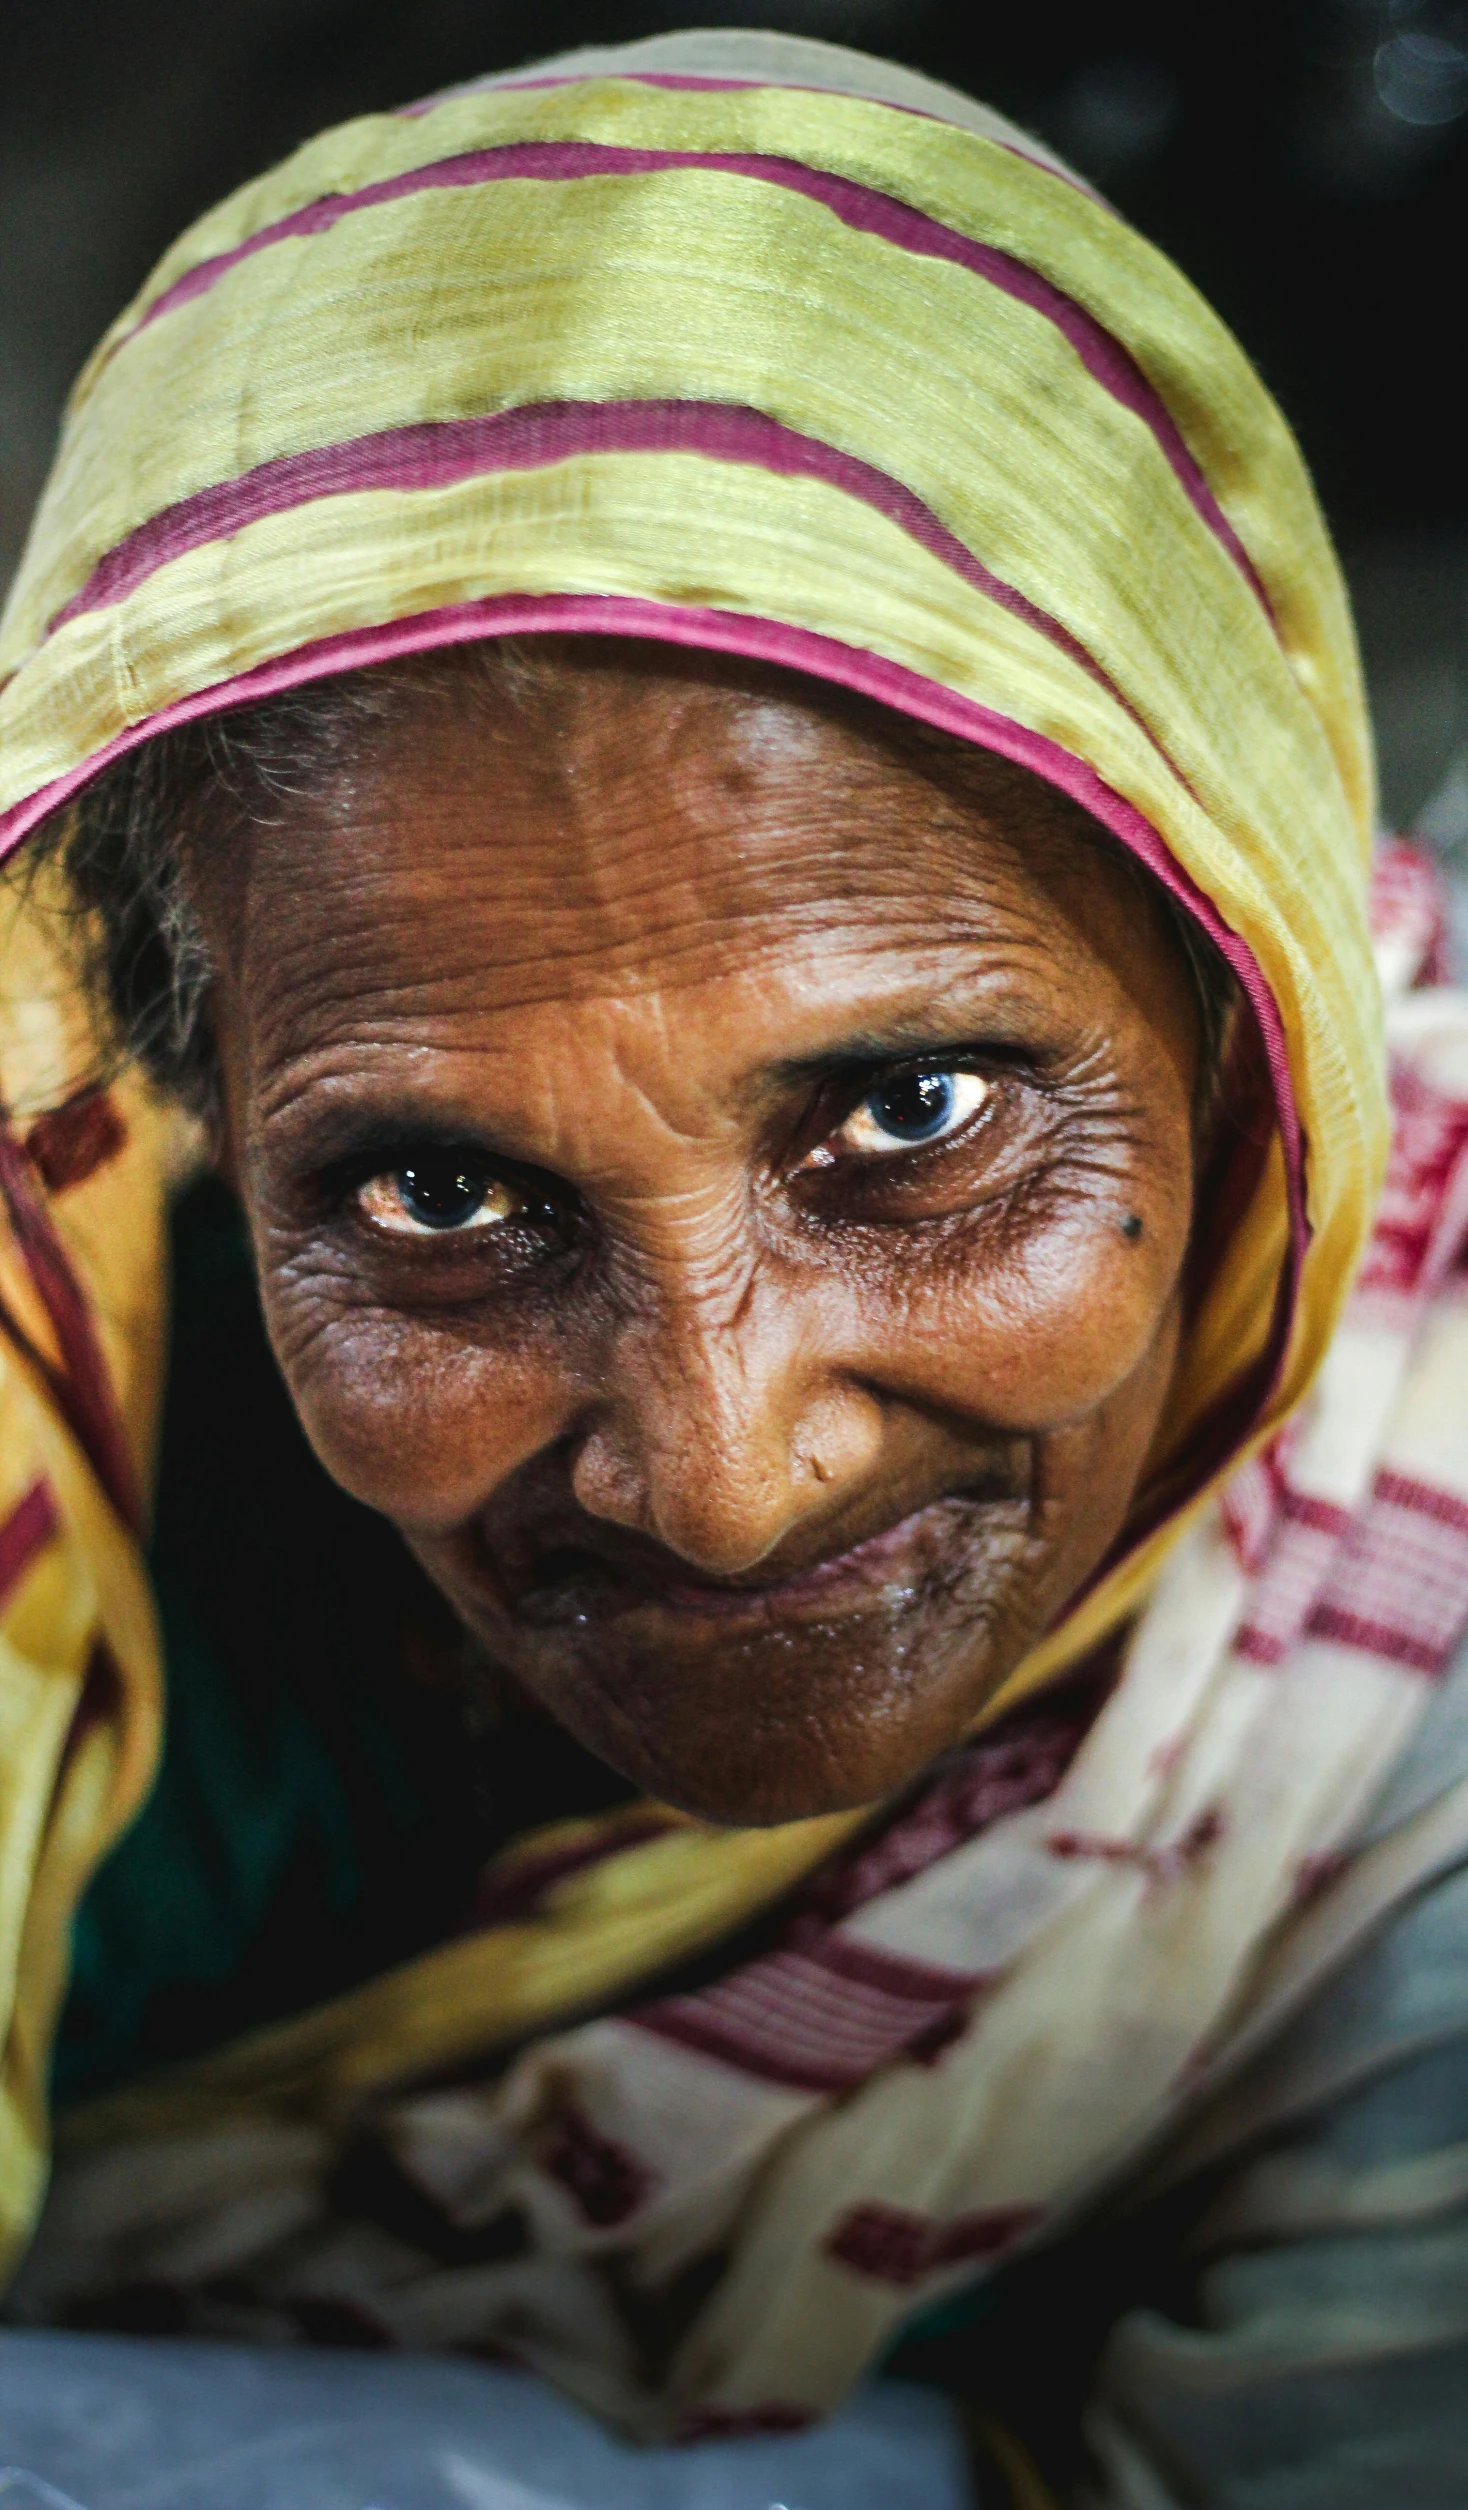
568;1422;654;1535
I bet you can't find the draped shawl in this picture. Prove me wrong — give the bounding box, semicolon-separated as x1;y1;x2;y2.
5;24;1460;2461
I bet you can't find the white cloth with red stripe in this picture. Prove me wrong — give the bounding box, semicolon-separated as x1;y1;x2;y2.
1084;1636;1468;2505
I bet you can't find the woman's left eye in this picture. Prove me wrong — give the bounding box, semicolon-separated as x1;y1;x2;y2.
813;1067;990;1162
356;1154;525;1236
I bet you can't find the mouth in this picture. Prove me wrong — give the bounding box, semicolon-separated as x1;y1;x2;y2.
492;1488;1025;1634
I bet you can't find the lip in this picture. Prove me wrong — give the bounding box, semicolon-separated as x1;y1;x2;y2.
653;1507;940;1618
491;1493;1018;1634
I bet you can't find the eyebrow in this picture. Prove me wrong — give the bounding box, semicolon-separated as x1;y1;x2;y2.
265;1102;531;1173
768;1022;1039;1085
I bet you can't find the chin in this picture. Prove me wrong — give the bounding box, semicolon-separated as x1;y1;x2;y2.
484;1614;1012;1828
559;1718;917;1828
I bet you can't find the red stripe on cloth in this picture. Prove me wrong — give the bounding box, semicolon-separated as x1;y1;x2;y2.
801;1931;982;2002
24;1088;127;1195
44;396;1202;778
1295;1467;1468;1678
791;1703;1099;1936
1374;1468;1468;1536
634;1934;985;2094
1238;1459;1468;1677
630;1703;1105;2094
543;2100;656;2228
1046;1806;1224;1883
0;1480;59;1611
103;139;1266;618
0;1132;141;1532
633;1986;960;2093
1306;1607;1447;1676
45;400;1186;788
1280;1486;1354;1536
401;76;1100;211
1230;1483;1357;1666
1233;1622;1289;1666
825;2198;1043;2287
1357;1057;1468;1300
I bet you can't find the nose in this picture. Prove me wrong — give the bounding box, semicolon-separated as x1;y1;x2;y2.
568;1255;883;1578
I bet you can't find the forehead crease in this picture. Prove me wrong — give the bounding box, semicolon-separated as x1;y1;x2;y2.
282;825;981;925
240;863;1043;1032
246;947;1035;1086
247;722;1026;897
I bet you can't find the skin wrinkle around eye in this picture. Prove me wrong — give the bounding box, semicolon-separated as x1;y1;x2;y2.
191;640;1203;1827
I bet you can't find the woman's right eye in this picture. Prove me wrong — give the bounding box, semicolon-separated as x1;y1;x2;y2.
356;1153;525;1236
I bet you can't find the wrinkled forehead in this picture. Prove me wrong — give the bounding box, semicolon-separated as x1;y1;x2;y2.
206;643;1157;1028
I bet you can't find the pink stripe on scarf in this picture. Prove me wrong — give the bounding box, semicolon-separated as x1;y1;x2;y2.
0;1480;58;1612
45;397;1186;783
0;1131;141;1532
105;140;1266;620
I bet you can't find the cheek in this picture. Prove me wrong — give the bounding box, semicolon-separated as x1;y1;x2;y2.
258;1277;567;1530
879;1196;1188;1431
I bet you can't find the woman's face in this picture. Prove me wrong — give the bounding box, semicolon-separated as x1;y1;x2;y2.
194;646;1201;1826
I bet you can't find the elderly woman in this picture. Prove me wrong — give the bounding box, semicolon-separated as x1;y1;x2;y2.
1;27;1467;2506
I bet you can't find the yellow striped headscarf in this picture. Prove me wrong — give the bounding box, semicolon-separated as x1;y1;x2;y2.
0;32;1381;1723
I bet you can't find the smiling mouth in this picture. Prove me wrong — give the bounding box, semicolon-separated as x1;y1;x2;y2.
504;1490;1025;1630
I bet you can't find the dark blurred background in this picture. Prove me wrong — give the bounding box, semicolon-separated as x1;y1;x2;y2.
3;0;1466;852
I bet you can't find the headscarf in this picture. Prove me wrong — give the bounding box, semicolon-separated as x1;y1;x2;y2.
2;26;1438;2455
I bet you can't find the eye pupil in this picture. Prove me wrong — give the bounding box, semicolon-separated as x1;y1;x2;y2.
867;1070;956;1143
398;1156;486;1228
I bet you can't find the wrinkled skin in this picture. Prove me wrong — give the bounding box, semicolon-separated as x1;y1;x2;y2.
192;642;1201;1827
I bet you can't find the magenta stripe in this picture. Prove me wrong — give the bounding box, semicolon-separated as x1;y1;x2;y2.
0;587;1306;1369
1374;1469;1468;1534
45;398;1181;775
0;1480;58;1612
806;1934;977;2000
111;138;1266;619
1279;1487;1353;1536
1307;1606;1449;1677
0;1131;143;1533
1233;1623;1288;1668
631;2001;866;2093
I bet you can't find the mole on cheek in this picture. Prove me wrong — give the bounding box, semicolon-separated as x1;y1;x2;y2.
1121;1213;1144;1241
